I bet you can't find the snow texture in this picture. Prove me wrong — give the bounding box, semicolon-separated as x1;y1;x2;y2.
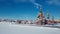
0;22;60;34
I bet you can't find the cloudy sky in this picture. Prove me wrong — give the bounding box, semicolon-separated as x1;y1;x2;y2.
0;0;60;20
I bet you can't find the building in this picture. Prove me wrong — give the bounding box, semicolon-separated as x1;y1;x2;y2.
36;5;56;25
36;5;45;25
46;11;50;24
52;16;55;24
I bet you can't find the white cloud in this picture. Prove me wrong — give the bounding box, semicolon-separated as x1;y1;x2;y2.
34;3;40;9
34;3;40;6
0;0;40;9
14;0;27;3
29;0;40;9
13;0;36;3
0;0;35;3
46;0;60;5
29;0;35;3
13;0;40;9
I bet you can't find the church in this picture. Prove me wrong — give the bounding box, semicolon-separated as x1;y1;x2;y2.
36;5;55;25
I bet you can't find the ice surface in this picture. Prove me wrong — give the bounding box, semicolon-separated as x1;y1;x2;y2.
0;22;60;34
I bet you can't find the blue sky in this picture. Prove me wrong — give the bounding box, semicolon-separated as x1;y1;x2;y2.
0;0;60;20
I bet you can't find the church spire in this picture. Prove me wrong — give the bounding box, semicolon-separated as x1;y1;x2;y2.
52;16;55;24
47;10;50;19
40;5;43;13
40;5;44;18
52;16;54;21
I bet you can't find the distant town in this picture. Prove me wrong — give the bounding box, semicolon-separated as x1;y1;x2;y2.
0;5;60;25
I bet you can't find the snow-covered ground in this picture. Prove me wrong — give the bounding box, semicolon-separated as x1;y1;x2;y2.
0;22;60;34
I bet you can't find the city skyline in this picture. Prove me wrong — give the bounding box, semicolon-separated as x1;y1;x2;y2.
0;0;60;20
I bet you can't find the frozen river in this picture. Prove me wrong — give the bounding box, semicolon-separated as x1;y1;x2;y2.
0;22;60;34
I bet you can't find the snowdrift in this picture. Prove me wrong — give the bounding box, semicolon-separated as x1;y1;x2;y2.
0;22;60;34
